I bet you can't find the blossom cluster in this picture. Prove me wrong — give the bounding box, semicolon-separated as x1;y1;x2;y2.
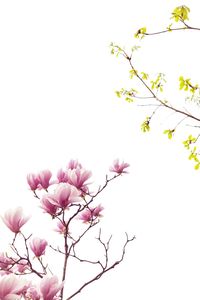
0;159;129;299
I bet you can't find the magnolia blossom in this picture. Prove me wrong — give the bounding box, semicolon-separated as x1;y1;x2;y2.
54;220;66;234
40;276;63;300
30;237;48;257
79;204;104;223
40;195;58;216
48;183;81;209
27;170;52;190
16;259;29;273
37;170;52;189
2;207;30;233
57;169;68;183
109;159;129;174
67;159;82;170
25;286;40;300
68;168;92;190
0;253;12;271
27;173;39;191
0;274;27;299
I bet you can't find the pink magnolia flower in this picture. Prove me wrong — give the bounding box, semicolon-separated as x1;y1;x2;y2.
40;276;63;300
109;159;130;174
67;159;82;170
16;259;29;273
0;253;12;270
57;168;68;183
0;273;27;299
30;237;48;257
40;195;58;216
2;207;30;233
25;286;40;300
54;220;66;234
79;204;104;223
27;173;40;191
49;183;81;209
68;168;92;190
38;170;52;189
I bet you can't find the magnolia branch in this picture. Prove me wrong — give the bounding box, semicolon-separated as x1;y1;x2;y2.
65;232;135;300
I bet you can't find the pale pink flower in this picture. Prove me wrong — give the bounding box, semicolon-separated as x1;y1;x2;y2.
30;237;48;257
38;170;52;189
109;159;130;174
68;168;92;190
40;195;58;216
54;220;66;234
67;159;82;170
49;184;81;209
25;286;40;300
79;204;104;223
27;173;40;191
40;276;63;300
0;253;12;270
2;207;30;233
0;273;27;299
57;169;68;183
16;259;29;273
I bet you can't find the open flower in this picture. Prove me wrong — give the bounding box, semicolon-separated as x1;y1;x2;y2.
30;237;48;257
25;286;40;300
67;159;82;170
37;170;52;189
0;274;28;299
68;168;92;190
57;168;68;183
0;253;12;271
16;259;29;273
79;204;104;223
40;195;58;216
48;183;81;209
27;173;40;191
54;220;66;235
2;207;30;233
109;159;129;174
40;276;63;300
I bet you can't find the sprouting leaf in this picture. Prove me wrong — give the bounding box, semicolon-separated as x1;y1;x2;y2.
179;76;199;94
141;117;150;132
194;163;200;170
183;135;197;149
129;69;138;79
171;5;190;22
115;91;122;98
134;27;147;39
167;23;173;31
151;73;166;92
131;45;141;52
163;129;175;139
141;72;149;80
125;97;134;103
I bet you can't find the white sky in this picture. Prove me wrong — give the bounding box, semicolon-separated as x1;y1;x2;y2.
1;0;200;299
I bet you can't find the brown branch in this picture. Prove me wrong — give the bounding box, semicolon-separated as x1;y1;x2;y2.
143;21;200;36
65;233;135;300
125;56;200;124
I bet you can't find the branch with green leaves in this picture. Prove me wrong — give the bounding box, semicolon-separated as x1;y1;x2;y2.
134;5;200;38
111;5;200;169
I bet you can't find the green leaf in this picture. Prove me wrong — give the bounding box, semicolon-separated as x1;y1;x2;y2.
115;91;121;98
171;5;190;22
129;69;138;79
141;72;149;80
134;27;147;39
125;97;134;103
163;129;175;139
141;117;150;132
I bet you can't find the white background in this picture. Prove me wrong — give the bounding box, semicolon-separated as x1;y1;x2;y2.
1;0;200;299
